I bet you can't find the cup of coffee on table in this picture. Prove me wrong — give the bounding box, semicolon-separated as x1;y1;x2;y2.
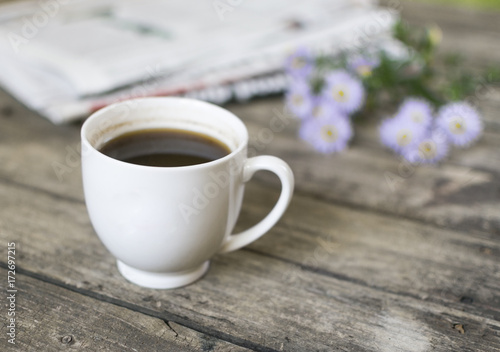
81;97;294;289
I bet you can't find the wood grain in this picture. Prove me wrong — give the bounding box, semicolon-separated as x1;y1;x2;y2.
0;2;498;351
231;98;500;235
1;86;500;236
0;175;499;351
0;268;250;351
0;0;499;235
386;0;500;67
237;182;500;317
1;91;498;318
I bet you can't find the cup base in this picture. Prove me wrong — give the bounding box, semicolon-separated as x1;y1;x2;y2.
117;260;210;289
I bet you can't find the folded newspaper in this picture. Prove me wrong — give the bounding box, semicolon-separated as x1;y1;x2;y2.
0;0;401;123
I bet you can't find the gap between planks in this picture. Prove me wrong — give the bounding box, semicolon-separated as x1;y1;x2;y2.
0;267;258;352
1;171;499;350
1;265;279;352
0;175;498;324
0;167;495;263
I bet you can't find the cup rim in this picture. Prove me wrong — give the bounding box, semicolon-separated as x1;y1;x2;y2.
81;97;248;170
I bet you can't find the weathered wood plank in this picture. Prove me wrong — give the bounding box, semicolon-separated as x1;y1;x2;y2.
1;90;499;318
0;0;499;238
0;268;250;352
355;126;500;173
387;0;500;128
1;88;500;237
229;99;500;235
0;1;497;351
0;91;83;199
2;162;499;322
0;173;499;351
386;0;500;67
239;97;500;172
236;182;500;320
391;0;500;34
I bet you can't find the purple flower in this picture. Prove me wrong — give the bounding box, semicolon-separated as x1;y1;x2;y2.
379;116;426;153
285;79;313;119
402;128;449;164
298;118;316;140
322;70;365;115
397;98;433;130
300;112;353;154
285;47;314;78
348;56;379;78
436;102;483;147
309;96;337;121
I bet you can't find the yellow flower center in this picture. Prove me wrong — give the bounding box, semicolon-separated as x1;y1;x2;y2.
449;117;465;134
428;25;443;46
419;141;436;159
333;86;348;102
321;125;338;143
411;112;423;123
357;65;372;77
396;129;412;147
292;94;303;106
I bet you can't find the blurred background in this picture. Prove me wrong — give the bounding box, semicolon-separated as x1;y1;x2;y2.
0;0;497;124
416;0;500;10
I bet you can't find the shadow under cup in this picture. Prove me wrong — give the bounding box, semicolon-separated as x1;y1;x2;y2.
81;98;249;289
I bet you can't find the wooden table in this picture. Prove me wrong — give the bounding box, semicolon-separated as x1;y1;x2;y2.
1;2;499;351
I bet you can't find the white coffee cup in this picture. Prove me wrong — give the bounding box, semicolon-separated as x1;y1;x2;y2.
81;97;294;289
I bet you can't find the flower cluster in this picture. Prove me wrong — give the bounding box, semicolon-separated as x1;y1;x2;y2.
283;45;484;164
380;99;482;164
285;48;372;154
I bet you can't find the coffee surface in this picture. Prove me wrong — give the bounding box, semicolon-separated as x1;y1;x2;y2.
99;128;231;167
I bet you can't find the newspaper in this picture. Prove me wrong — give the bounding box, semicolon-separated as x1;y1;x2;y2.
0;0;399;123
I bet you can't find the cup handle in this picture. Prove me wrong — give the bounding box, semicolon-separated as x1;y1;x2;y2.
218;155;294;254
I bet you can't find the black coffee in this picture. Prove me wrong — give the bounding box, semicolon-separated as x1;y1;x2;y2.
99;128;231;167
